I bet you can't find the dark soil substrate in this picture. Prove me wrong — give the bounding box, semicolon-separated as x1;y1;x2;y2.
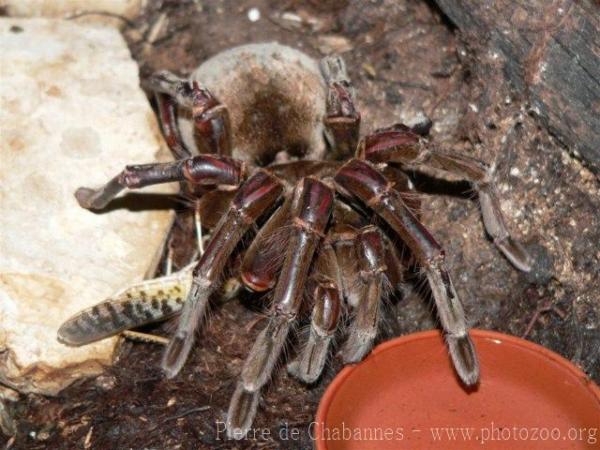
4;1;599;449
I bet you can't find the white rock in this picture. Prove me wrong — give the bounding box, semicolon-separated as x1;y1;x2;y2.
0;0;142;28
0;18;175;395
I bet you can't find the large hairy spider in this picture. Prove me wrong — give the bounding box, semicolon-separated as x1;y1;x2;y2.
58;43;532;439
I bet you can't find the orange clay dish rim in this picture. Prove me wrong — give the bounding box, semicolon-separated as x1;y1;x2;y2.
314;328;600;447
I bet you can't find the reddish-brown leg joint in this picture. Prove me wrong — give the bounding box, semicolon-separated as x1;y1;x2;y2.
146;71;232;156
190;81;232;156
182;154;244;186
357;124;421;162
335;159;442;265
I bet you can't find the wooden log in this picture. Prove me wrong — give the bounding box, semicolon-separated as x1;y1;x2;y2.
434;0;600;175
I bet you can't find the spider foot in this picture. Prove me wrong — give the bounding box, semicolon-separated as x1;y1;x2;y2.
241;316;290;392
74;186;105;210
287;328;332;384
162;332;192;379
341;330;377;364
160;171;283;379
447;333;479;386
226;383;260;440
495;236;533;273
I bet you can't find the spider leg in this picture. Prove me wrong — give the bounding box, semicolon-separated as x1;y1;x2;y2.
341;225;387;363
360;125;532;272
145;70;232;156
75;154;244;210
381;231;407;292
335;159;479;386
154;92;191;159
320;55;361;159
328;217;407;347
240;198;292;292
287;241;342;383
329;215;406;311
329;224;363;308
161;170;283;378
57;262;194;346
227;177;334;439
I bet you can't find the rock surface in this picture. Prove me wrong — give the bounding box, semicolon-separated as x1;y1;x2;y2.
0;0;142;28
0;18;175;395
434;0;600;176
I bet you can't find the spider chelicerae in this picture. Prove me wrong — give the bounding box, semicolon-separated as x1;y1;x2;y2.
58;43;533;439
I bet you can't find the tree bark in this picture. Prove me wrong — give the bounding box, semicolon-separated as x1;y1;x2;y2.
434;0;600;175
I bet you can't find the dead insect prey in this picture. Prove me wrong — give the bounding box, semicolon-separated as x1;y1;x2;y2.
57;43;533;439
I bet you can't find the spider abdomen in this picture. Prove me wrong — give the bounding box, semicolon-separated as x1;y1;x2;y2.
181;43;328;165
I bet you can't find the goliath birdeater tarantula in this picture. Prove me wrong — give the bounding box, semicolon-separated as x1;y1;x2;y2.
58;44;533;439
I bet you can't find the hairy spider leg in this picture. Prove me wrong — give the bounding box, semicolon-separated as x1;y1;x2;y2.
145;70;232;157
287;240;342;383
161;170;283;378
335;159;479;386
148;72;235;256
74;154;244;210
154;92;191;159
227;177;334;439
360;125;533;272
341;225;387;363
